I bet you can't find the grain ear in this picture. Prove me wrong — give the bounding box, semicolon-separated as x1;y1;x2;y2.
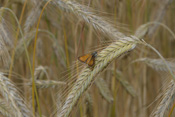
58;36;139;117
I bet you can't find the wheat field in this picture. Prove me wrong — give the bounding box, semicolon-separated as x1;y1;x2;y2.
0;0;175;117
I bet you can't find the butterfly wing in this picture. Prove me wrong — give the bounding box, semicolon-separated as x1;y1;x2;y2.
78;54;92;63
87;57;95;66
78;52;97;67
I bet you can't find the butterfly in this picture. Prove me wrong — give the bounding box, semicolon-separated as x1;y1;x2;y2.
78;51;97;67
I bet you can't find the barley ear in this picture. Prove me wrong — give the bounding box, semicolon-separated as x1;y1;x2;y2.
58;36;140;117
0;73;32;117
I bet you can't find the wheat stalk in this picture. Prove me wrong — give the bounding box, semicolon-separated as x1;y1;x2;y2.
58;36;140;117
0;73;32;117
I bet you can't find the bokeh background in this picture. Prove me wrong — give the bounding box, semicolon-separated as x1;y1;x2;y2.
0;0;175;117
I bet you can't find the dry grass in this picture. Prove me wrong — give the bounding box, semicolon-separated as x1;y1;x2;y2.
0;0;174;117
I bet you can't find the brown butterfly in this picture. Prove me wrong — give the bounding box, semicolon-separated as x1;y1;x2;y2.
78;51;97;67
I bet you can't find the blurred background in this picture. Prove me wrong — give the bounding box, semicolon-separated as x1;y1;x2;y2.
0;0;175;117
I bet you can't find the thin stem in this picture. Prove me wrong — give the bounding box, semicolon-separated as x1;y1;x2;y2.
140;40;175;80
8;0;27;79
32;0;53;116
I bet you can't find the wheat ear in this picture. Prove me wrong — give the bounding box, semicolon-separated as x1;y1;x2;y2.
55;0;125;40
133;58;175;72
0;99;14;117
58;36;140;117
147;0;173;37
116;70;137;97
24;1;42;33
151;80;175;117
0;73;31;117
95;78;113;103
28;80;66;88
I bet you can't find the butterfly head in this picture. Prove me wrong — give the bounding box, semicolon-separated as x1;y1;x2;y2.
91;51;98;58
